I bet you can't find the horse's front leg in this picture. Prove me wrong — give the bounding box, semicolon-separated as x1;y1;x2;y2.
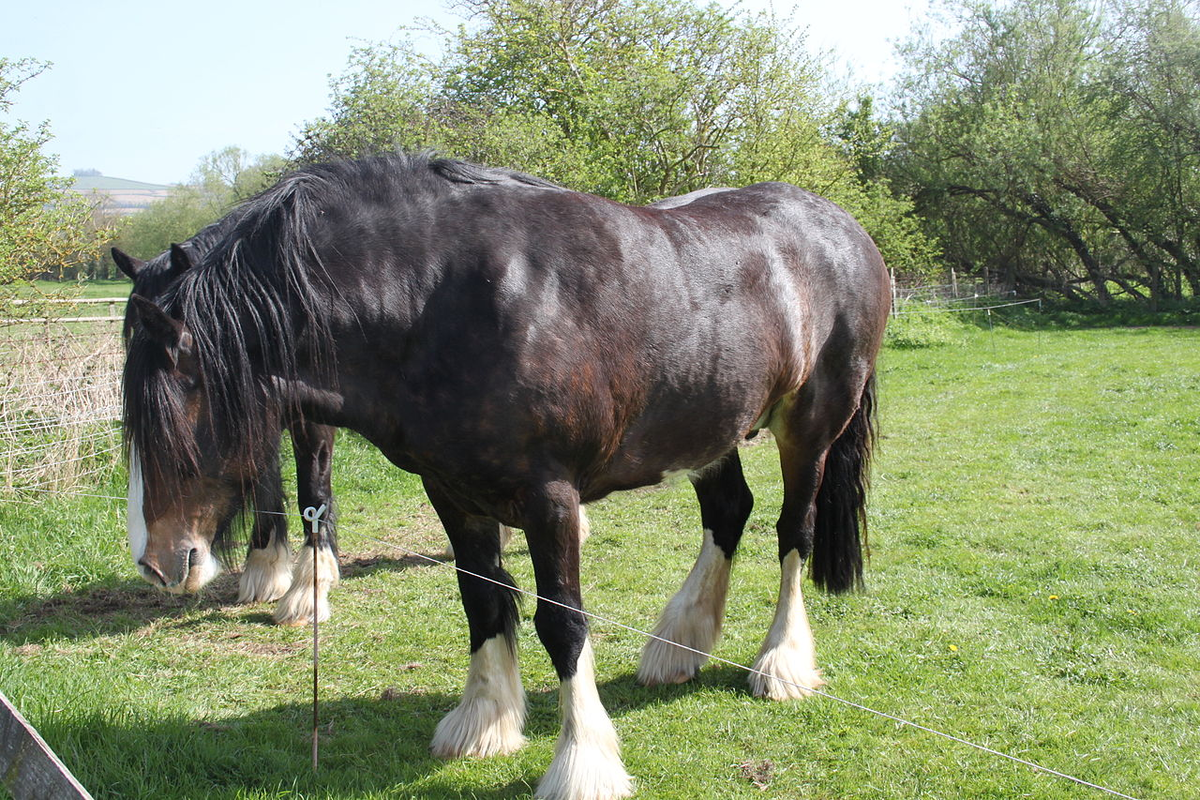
526;480;632;800
442;506;590;560
274;421;340;626
424;478;526;758
238;453;293;603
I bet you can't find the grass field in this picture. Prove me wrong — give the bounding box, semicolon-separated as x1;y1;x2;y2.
1;319;1197;799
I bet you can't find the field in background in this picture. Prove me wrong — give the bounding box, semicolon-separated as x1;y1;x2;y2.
0;318;1197;799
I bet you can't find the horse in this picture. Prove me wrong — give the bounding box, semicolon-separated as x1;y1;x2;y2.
114;237;340;625
122;153;890;800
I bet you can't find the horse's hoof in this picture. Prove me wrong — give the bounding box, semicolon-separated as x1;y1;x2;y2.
535;736;633;800
635;637;706;686
272;546;338;626
431;703;526;759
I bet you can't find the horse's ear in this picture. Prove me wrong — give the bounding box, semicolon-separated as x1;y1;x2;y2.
129;294;194;373
112;248;146;279
169;243;194;276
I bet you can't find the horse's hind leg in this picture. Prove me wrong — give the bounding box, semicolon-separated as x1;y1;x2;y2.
525;480;632;800
274;421;340;626
637;448;752;686
751;374;874;700
424;478;526;759
238;454;293;603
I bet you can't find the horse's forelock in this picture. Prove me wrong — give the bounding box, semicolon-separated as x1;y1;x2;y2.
122;329;201;498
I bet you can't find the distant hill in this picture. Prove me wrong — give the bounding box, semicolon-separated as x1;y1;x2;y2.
69;173;173;215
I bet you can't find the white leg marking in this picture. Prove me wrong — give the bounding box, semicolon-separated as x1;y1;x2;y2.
749;550;825;700
126;444;148;568
431;634;527;759
536;639;633;800
637;529;731;685
237;536;294;603
273;545;339;626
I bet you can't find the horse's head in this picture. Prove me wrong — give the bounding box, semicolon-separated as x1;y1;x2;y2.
123;291;261;594
119;180;328;593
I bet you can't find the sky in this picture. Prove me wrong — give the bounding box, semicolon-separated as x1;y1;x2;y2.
2;0;924;186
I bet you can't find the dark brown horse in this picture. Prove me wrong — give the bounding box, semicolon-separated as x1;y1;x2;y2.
115;239;339;626
122;154;890;800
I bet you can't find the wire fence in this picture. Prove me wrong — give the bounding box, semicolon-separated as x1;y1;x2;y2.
0;299;125;492
891;274;1027;316
0;282;1044;491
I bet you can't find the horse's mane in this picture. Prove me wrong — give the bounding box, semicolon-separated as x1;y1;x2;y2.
123;153;560;507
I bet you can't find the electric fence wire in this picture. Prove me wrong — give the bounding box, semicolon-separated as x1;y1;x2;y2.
891;298;1042;315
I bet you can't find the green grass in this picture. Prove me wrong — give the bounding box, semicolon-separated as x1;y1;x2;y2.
2;323;1198;799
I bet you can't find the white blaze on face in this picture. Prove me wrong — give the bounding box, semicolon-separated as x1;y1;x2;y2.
127;443;149;566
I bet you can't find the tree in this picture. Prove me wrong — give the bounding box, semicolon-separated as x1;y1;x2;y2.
292;40;443;164
890;0;1200;304
115;146;284;260
0;58;113;287
292;0;939;277
1086;0;1200;302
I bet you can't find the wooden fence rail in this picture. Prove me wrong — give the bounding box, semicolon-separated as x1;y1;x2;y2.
2;298;126;325
0;690;94;799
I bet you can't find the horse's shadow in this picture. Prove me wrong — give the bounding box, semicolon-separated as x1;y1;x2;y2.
31;653;749;798
0;548;446;646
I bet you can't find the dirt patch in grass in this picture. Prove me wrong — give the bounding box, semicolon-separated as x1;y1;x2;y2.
177;630;308;659
737;759;775;790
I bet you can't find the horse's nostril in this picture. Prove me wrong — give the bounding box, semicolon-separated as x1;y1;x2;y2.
187;548;200;569
138;558;167;586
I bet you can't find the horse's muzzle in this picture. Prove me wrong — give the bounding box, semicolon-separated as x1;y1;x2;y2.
137;543;221;594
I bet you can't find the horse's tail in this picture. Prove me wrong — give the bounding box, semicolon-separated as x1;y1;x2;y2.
810;373;877;594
